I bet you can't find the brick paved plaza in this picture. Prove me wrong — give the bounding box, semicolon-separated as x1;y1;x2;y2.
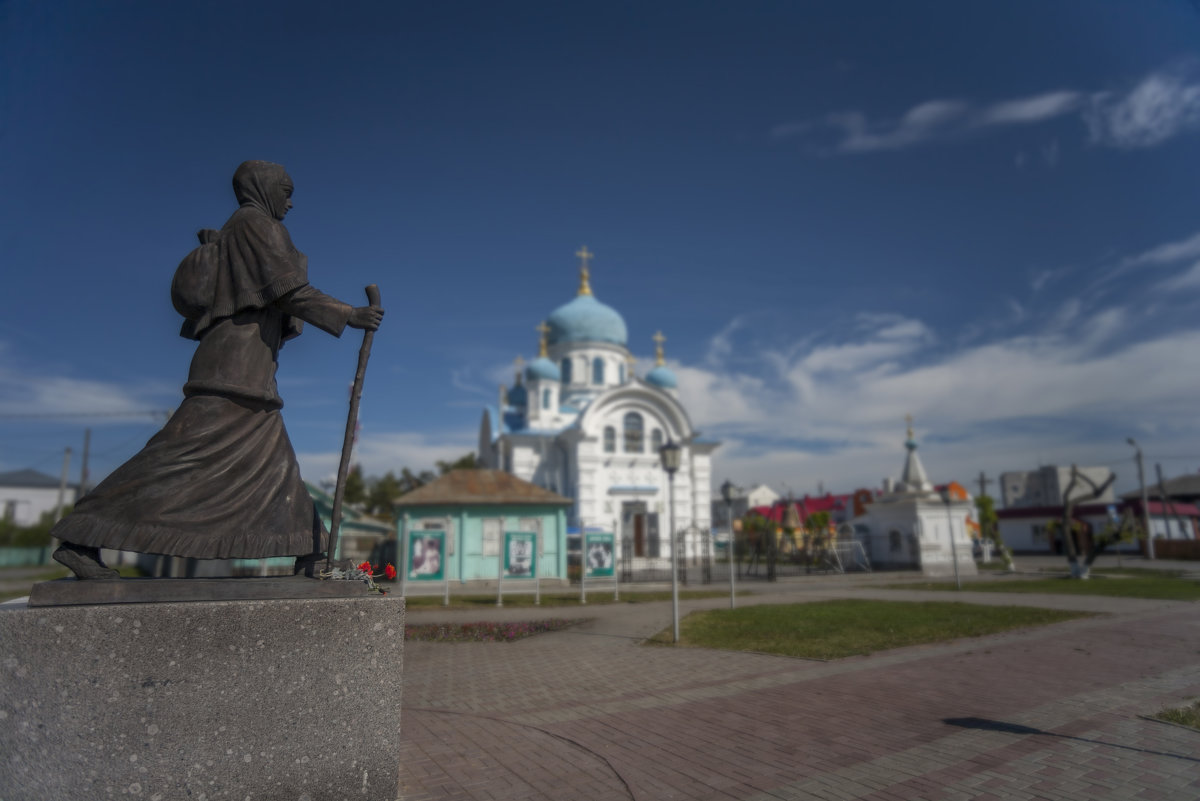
397;567;1200;800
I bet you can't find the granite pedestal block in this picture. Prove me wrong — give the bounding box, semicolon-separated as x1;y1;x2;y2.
0;594;404;801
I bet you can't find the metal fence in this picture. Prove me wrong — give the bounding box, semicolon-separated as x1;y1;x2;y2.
614;529;872;585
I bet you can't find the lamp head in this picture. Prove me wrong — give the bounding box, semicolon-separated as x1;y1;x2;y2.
660;439;682;475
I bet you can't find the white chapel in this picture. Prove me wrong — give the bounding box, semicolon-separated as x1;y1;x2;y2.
852;417;977;577
477;247;717;563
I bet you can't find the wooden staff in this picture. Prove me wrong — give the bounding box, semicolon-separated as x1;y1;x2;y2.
326;284;381;572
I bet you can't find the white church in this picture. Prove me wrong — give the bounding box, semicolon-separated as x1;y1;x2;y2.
477;247;717;565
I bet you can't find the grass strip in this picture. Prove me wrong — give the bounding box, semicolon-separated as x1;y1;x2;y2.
1154;699;1200;730
887;573;1200;600
401;589;741;609
405;618;585;642
648;599;1091;659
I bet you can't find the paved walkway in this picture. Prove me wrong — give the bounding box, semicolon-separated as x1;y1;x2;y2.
397;563;1200;800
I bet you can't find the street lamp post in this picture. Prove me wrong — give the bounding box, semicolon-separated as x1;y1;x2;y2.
1128;438;1154;560
661;439;682;643
721;479;737;609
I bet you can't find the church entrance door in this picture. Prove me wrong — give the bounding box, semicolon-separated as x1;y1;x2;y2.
623;501;648;557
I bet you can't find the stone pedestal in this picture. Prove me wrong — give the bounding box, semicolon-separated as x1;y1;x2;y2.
0;595;404;800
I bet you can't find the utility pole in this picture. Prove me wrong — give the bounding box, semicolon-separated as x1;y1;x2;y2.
54;447;72;523
1128;438;1153;560
976;471;992;501
79;428;91;496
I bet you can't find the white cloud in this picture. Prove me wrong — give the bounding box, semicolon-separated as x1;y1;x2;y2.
297;429;476;483
829;100;970;153
776;65;1200;155
975;91;1082;126
1085;70;1200;149
1153;261;1200;292
1124;230;1200;267
0;362;174;419
677;303;1200;495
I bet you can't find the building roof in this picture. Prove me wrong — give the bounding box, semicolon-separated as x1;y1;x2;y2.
0;469;72;489
1120;471;1200;500
997;500;1200;519
395;469;573;508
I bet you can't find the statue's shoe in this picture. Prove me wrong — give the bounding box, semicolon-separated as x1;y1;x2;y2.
52;543;119;580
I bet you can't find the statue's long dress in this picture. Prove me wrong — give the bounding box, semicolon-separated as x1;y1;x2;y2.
51;286;350;558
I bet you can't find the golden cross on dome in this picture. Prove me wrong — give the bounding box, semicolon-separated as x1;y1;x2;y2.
514;355;525;381
626;351;637;378
535;321;550;357
575;245;594;296
653;331;666;366
905;413;914;440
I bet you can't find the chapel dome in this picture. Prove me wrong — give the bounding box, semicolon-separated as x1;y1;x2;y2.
645;365;678;390
547;295;628;346
525;356;561;382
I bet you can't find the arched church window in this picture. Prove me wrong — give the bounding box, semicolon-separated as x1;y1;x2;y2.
623;412;644;453
561;358;572;384
650;428;663;452
604;426;615;453
542;389;551;410
619;363;626;383
592;357;605;385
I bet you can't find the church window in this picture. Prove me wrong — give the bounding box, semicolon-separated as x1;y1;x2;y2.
623;412;644;453
593;357;605;384
560;358;572;384
604;426;616;453
619;363;626;383
889;530;902;552
542;388;550;409
650;428;663;452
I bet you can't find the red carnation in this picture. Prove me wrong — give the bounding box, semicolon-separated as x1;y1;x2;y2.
357;560;371;573
384;563;397;580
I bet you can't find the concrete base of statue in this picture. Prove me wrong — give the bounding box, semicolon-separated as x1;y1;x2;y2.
0;593;405;801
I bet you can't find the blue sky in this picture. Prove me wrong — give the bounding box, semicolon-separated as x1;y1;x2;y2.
4;0;1200;500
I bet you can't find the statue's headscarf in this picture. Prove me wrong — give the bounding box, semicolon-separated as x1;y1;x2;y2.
172;161;308;340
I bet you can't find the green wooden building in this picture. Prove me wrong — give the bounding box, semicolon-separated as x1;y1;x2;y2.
394;469;572;581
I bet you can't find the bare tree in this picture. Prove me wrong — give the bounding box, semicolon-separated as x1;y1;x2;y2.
1055;464;1120;579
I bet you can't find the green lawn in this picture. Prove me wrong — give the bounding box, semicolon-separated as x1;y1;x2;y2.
887;572;1200;601
648;599;1090;659
402;589;743;609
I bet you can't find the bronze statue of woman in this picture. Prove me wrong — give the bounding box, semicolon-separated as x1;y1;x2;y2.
50;161;384;579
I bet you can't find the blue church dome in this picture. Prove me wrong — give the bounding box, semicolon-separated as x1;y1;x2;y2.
547;295;628;346
645;364;678;390
525;356;560;382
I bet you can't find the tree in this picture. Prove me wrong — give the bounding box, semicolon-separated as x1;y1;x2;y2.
366;471;404;517
974;494;1015;572
344;464;367;506
1056;464;1118;579
436;452;478;475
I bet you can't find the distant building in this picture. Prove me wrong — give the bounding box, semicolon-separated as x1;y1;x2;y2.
711;483;780;532
997;499;1197;554
1000;466;1115;508
1120;471;1200;506
0;469;76;527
